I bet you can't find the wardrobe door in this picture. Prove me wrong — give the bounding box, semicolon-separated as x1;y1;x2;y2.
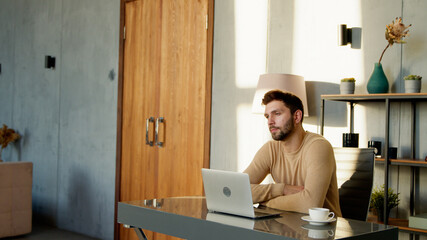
120;1;161;239
156;0;210;200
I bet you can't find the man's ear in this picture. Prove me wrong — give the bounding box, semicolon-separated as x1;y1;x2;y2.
294;109;303;124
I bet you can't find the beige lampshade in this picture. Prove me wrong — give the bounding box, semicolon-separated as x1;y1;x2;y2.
252;73;309;116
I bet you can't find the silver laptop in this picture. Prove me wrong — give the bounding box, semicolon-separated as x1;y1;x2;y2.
201;168;283;219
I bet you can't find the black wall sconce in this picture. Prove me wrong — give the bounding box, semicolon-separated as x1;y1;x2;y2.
45;55;56;69
338;24;362;49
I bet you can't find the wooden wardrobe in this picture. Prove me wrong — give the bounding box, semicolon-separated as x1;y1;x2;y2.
116;0;213;239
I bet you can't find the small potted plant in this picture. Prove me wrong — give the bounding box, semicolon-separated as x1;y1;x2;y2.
340;78;356;94
370;185;400;222
404;74;422;93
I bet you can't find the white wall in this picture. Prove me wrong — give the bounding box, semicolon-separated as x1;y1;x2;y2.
212;1;427;238
211;0;270;172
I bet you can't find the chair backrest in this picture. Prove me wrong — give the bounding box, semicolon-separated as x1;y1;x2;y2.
334;147;375;221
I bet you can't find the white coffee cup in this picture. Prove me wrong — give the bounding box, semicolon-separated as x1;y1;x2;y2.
308;229;335;239
309;207;335;221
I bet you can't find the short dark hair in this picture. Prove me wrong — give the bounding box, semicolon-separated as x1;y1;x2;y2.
262;90;304;121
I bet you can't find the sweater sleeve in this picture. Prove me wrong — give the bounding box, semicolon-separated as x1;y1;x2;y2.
243;142;285;203
263;139;335;214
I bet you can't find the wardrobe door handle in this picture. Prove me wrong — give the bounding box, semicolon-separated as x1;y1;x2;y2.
145;117;154;146
155;117;164;147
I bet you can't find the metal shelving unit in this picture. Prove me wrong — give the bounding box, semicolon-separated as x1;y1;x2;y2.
320;93;427;235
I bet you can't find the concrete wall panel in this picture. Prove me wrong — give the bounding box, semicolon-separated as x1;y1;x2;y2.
0;0;118;239
0;1;16;159
57;0;119;238
12;0;62;224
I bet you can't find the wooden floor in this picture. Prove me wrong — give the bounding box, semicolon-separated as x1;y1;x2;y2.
4;222;99;240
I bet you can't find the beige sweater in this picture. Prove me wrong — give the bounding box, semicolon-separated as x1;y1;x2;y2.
244;132;342;216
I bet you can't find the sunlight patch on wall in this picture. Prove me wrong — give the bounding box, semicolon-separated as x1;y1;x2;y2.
323;126;350;147
236;104;270;172
322;104;369;148
235;0;268;88
292;0;364;85
353;105;368;148
302;122;318;135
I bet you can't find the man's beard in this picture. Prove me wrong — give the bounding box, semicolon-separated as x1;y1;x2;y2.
270;117;294;141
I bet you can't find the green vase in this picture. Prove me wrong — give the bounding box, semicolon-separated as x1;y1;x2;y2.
367;63;389;93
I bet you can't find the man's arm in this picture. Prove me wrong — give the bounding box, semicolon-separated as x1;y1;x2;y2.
244;141;286;203
284;185;304;195
263;140;335;213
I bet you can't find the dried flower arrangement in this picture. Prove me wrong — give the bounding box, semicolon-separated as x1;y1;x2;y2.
378;17;412;64
0;124;20;162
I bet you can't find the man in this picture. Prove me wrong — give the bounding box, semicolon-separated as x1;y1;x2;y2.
244;90;342;216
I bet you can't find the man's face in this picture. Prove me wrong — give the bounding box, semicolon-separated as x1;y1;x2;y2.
264;100;294;141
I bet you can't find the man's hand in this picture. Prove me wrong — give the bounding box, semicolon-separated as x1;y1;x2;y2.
283;184;304;195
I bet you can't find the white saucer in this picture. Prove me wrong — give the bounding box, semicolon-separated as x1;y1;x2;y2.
301;216;336;225
301;224;335;231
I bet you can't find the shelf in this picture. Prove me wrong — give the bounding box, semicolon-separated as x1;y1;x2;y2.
321;93;427;102
367;213;427;235
374;158;427;168
321;93;427;229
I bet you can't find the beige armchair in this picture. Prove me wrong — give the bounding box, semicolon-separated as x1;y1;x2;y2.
0;162;33;238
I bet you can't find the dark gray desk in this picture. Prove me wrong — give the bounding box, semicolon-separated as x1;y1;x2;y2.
117;196;398;240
